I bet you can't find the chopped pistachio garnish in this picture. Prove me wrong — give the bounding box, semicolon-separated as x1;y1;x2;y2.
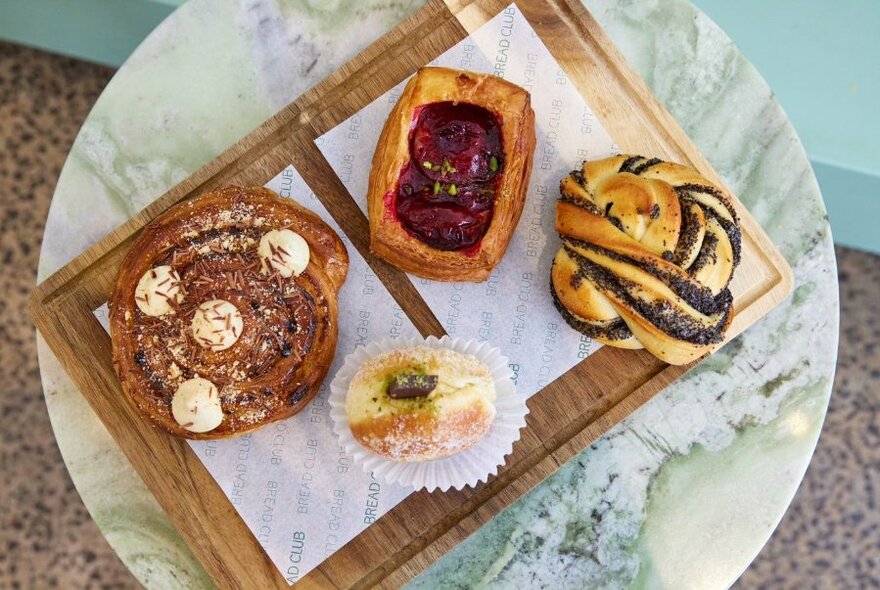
489;155;499;172
448;183;458;196
433;180;441;195
423;160;432;169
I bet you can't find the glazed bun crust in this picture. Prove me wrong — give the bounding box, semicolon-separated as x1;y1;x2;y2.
552;155;741;365
110;186;348;439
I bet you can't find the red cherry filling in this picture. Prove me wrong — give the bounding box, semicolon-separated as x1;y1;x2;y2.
411;101;502;184
396;198;491;252
394;101;503;252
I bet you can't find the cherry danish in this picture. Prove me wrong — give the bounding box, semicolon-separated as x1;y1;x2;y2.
368;67;535;282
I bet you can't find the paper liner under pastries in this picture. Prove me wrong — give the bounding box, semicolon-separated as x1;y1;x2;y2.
328;336;528;492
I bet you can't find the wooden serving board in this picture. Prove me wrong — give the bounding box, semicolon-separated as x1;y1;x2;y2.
29;0;793;588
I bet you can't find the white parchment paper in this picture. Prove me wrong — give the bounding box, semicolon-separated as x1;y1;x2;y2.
93;3;621;583
96;165;419;583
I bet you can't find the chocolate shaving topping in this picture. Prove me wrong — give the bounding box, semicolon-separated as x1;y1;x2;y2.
267;327;284;349
288;384;309;406
387;374;438;399
120;202;328;433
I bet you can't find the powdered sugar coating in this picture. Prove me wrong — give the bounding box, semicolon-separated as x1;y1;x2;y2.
346;346;496;461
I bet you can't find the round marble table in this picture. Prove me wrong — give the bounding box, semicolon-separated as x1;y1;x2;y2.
37;0;839;587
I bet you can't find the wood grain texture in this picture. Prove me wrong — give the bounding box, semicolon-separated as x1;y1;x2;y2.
28;0;793;588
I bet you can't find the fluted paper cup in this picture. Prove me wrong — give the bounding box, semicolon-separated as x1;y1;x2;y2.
328;335;527;492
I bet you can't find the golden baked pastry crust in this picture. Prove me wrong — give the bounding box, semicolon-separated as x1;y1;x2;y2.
109;186;348;439
346;346;496;462
349;405;490;463
368;66;536;282
551;155;741;365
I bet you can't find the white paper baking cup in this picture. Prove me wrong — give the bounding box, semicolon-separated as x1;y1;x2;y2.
328;335;528;492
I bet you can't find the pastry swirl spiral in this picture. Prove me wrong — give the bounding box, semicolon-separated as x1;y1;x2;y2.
551;155;741;365
109;186;348;438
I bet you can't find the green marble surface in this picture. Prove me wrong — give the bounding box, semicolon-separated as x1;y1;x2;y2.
36;0;838;587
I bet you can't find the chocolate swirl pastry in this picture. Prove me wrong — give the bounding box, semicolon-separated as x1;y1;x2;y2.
368;67;535;282
551;155;741;365
109;186;348;438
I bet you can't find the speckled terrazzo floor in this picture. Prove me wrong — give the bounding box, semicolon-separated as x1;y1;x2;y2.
734;245;880;590
0;42;137;590
1;41;877;590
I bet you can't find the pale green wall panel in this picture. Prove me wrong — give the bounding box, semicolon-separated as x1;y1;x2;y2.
693;0;879;253
693;0;878;175
0;0;183;67
812;160;880;254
